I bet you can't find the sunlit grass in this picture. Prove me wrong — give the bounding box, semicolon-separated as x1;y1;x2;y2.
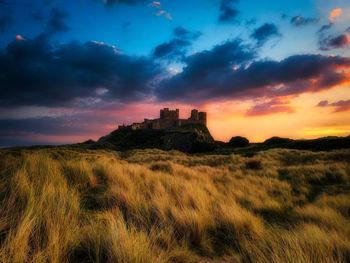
0;148;349;262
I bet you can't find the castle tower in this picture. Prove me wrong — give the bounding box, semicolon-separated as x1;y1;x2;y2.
160;108;180;120
198;112;207;125
190;109;199;120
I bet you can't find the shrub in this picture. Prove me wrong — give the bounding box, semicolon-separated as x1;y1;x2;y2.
229;136;250;148
264;136;293;145
245;159;263;170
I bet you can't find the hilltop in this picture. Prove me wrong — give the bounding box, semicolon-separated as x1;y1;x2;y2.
96;123;216;153
89;108;216;153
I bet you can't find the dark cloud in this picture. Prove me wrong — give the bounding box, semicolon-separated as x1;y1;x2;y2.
245;18;257;26
47;8;69;33
281;14;288;20
156;42;350;102
153;38;191;60
153;27;202;60
0;0;14;33
0;113;111;147
318;99;350;112
290;16;319;27
103;0;146;6
173;27;202;40
318;23;333;33
246;99;294;116
0;14;13;32
156;39;256;100
0;117;93;137
251;23;281;46
32;11;45;23
319;33;350;50
346;27;350;33
0;36;162;107
218;0;239;23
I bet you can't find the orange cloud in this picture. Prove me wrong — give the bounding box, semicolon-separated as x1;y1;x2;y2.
329;8;343;21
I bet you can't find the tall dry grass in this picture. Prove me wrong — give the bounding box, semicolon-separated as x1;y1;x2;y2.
0;148;349;262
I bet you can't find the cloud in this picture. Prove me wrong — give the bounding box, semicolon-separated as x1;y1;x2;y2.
154;9;172;20
318;99;350;112
153;27;201;60
102;0;146;6
47;8;69;33
318;23;333;33
251;23;281;46
153;38;191;59
15;34;25;41
0;14;13;33
156;42;350;102
218;0;239;23
0;113;111;147
320;33;350;50
329;8;342;22
0;35;162;107
149;1;172;20
173;27;202;40
150;1;161;8
246;99;294;116
290;16;319;27
156;39;256;100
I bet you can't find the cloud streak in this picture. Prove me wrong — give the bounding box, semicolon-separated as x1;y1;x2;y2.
246;99;294;116
290;16;319;27
251;23;281;46
319;33;350;50
318;99;350;112
153;27;201;60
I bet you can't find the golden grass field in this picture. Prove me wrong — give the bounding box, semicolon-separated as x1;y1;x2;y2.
0;147;349;263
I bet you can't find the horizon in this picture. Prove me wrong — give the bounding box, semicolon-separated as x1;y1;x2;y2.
0;0;350;147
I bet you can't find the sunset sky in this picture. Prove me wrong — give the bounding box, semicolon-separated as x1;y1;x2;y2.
0;0;350;146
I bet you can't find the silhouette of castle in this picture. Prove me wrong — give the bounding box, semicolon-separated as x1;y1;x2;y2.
119;108;207;130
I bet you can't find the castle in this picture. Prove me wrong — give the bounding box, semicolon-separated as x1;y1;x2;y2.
119;108;207;130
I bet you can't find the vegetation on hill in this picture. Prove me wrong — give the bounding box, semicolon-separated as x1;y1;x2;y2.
96;124;216;153
0;147;349;262
228;136;250;148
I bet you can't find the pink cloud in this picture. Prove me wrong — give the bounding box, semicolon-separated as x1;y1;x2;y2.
15;34;25;41
246;99;295;116
150;1;161;8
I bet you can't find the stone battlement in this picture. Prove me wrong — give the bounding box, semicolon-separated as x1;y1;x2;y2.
118;108;207;130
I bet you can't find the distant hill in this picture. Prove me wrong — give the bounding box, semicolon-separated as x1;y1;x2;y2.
216;135;350;155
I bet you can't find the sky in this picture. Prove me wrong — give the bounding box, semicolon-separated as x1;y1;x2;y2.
0;0;350;146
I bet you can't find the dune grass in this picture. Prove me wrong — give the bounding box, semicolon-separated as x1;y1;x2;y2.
0;147;349;262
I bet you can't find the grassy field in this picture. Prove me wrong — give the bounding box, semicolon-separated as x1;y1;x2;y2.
0;147;349;263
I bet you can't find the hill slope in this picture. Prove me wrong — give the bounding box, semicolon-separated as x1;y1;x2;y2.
97;124;216;153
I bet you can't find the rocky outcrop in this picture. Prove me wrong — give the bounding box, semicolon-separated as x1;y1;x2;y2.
95;123;216;153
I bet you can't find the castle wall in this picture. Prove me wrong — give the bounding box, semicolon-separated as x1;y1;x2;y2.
120;108;206;131
160;108;179;120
